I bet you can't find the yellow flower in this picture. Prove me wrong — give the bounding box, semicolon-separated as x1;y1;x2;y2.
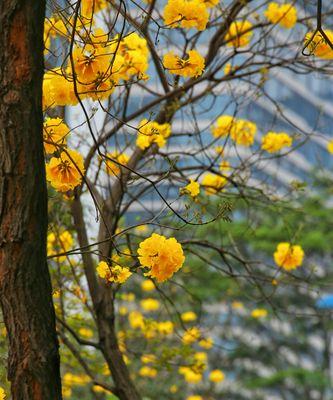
163;0;209;31
96;261;132;284
225;20;253;47
105;152;129;176
209;369;225;383
62;386;72;398
63;373;90;386
128;311;144;329
199;336;213;349
181;311;197;322
179;367;202;383
47;230;73;261
181;180;200;197
182;327;201;344
304;30;333;59
251;308;268;318
136;119;171;150
231;301;243;309
327;139;333;153
138;233;185;282
0;388;6;400
141;279;155;291
46;149;85;192
186;396;203;400
79;328;94;339
81;0;108;20
158;321;174;335
230;119;257;146
211;115;235;138
43;118;69;154
122;292;135;302
43;69;77;109
219;160;231;172
265;2;297;29
139;366;158;378
170;385;178;393
261;132;292;153
163;50;205;78
140;298;160;312
202;173;226;195
141;354;156;364
274;242;304;271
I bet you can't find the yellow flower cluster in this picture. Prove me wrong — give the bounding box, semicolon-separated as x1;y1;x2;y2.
136;119;172;150
139;366;157;378
140;298;160;311
163;0;209;31
47;230;73;261
209;369;225;383
141;279;155;291
327;139;333;154
202;173;226;195
44;31;149;108
182;326;201;344
163;50;205;78
0;387;5;400
181;311;197;322
265;2;297;29
251;308;268;318
225;20;253;47
43;118;69;154
304;30;333;59
274;242;304;271
261;132;292;153
105;152;129;176
211;115;257;146
138;233;185;282
179;366;202;383
181;179;200;198
46;149;85;192
96;261;132;284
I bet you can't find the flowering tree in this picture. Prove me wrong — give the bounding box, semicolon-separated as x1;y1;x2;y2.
1;0;333;399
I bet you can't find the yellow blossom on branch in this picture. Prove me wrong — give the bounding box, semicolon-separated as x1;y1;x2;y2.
140;298;160;311
209;369;225;383
46;149;85;192
181;311;197;322
251;308;268;318
230;119;257;146
304;30;333;59
211;115;235;138
225;20;253;47
163;50;205;78
265;2;297;29
202;173;226;195
163;0;209;31
105;152;129;176
96;261;132;284
43;118;69;154
274;242;304;271
137;233;185;282
261;132;292;153
136;119;171;150
181;179;200;197
47;230;73;261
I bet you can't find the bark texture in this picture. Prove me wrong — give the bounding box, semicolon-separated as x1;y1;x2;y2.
0;0;62;399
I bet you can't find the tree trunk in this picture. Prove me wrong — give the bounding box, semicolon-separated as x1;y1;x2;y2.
0;0;62;399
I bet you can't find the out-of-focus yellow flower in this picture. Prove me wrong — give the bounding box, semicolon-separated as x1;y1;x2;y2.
141;279;155;291
158;321;174;335
232;301;244;309
96;261;132;284
181;180;200;197
141;354;156;364
202;173;227;195
47;230;73;261
181;311;197;322
251;308;268;318
199;336;214;349
211;115;235;138
170;384;178;393
182;327;201;344
139;366;158;378
327;139;333;153
209;369;225;383
43;118;69;154
79;328;94;339
261;132;292;153
179;366;202;383
138;233;185;282
274;242;304;271
304;30;333;59
186;396;203;400
163;0;209;31
265;2;297;29
230;119;257;146
0;387;6;400
140;298;160;312
225;20;253;47
105;152;129;176
163;50;205;78
128;311;144;329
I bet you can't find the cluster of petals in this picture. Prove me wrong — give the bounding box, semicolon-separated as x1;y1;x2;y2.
225;20;253;47
136;119;171;150
43;118;69;154
211;115;257;146
96;261;132;284
304;30;333;59
261;131;292;153
265;2;297;29
274;242;304;271
163;0;209;31
137;233;185;282
46;149;85;192
163;50;205;78
105;152;129;176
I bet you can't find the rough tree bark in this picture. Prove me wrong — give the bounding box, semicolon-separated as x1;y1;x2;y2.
0;1;62;399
